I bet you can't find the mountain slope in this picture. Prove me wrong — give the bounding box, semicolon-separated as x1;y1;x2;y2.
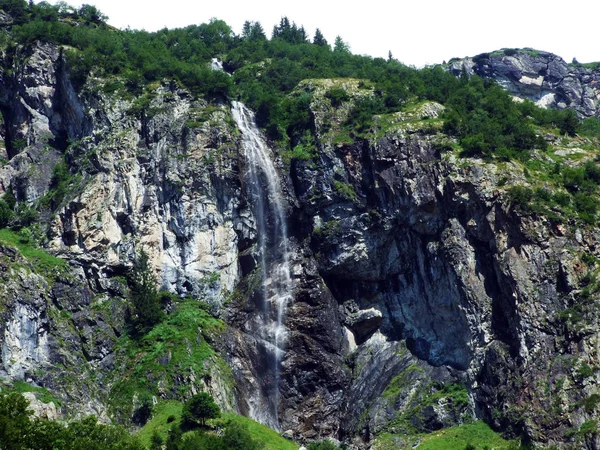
1;3;600;449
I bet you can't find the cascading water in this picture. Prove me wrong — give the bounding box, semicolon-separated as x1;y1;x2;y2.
231;101;292;430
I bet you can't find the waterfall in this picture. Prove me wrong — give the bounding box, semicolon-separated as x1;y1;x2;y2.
231;101;292;430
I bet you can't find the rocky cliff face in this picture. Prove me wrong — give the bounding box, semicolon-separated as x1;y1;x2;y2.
1;40;600;449
0;41;244;418
448;49;600;118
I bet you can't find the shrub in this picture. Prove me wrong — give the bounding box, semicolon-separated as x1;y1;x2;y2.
132;392;154;426
150;431;164;450
0;199;14;227
0;392;32;448
580;117;600;138
307;440;337;450
166;423;183;450
325;87;350;107
222;421;263;450
508;186;533;210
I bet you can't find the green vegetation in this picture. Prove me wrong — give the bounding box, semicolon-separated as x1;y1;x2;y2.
136;399;292;450
129;249;163;333
2;1;596;216
138;404;294;450
374;421;517;450
218;413;297;450
325;86;350;107
565;419;599;445
10;381;63;406
333;179;357;201
0;391;144;450
38;159;80;210
136;401;183;447
383;380;470;434
506;158;600;225
0;228;68;278
307;439;337;450
0;0;559;162
108;297;228;421
182;393;221;428
580;116;600;138
382;364;423;399
2;2;600;448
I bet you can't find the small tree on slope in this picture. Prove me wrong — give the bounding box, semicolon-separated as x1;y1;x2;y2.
129;249;162;332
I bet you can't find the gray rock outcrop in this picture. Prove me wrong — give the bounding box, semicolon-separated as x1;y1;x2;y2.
448;49;600;118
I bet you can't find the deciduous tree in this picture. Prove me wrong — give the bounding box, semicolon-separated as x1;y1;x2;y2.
182;393;220;428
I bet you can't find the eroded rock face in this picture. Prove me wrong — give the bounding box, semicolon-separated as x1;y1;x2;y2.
284;83;600;447
0;42;245;419
448;50;600;117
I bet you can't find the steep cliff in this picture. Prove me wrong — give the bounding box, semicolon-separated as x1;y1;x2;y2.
0;32;600;450
0;40;241;420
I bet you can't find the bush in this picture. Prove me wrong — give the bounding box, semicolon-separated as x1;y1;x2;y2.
166;423;183;450
325;87;350;107
0;392;145;450
0;392;32;449
179;431;227;450
150;431;164;450
558;109;579;136
77;4;107;23
580;117;600;138
508;185;533;210
0;199;14;227
13;202;38;227
132;392;154;426
222;421;263;450
307;440;337;450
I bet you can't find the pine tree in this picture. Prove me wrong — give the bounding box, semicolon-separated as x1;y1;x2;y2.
298;25;307;43
248;21;266;41
313;28;328;47
242;20;252;39
333;36;350;53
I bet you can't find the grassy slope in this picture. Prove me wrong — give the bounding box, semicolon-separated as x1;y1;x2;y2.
136;401;183;446
375;422;515;450
0;228;67;276
137;402;297;450
107;299;231;418
219;413;298;450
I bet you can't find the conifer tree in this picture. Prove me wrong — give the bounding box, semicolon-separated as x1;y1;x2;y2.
129;249;162;331
313;28;328;47
333;36;350;53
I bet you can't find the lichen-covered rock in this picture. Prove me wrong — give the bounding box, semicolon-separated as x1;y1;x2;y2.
23;392;60;420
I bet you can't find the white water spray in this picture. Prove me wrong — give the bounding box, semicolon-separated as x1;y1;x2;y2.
231;101;292;429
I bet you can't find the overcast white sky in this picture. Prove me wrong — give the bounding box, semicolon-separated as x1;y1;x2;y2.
45;0;599;67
